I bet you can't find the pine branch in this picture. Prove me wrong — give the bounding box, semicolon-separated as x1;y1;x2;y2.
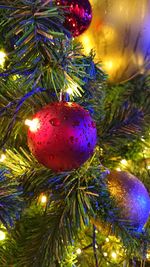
0;169;23;228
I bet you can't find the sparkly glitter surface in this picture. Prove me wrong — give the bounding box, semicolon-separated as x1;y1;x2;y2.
107;171;150;229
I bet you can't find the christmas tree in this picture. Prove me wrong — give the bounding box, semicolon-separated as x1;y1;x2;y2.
0;1;150;266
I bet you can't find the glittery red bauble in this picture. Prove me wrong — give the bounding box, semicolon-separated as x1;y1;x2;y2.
27;102;97;172
107;171;150;230
56;0;92;37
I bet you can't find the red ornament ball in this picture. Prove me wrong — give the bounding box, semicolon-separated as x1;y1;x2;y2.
56;0;92;37
27;102;97;172
107;171;150;230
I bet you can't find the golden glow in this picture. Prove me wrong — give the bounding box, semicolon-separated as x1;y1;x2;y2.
147;166;150;170
0;154;6;162
0;230;6;241
111;251;117;259
78;0;150;83
76;248;82;255
25;118;40;132
104;60;113;71
105;237;109;242
80;35;93;54
0;51;6;67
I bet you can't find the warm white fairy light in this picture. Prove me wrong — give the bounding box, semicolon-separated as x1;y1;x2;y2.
105;237;109;242
0;230;6;241
66;87;73;95
141;136;145;141
147;166;150;170
103;252;108;257
76;248;82;255
25;118;40;132
40;195;47;204
0;154;6;162
116;167;121;171
0;51;6;67
111;251;117;259
120;159;127;165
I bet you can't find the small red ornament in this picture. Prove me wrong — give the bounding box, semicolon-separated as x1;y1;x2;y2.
56;0;92;37
27;102;97;172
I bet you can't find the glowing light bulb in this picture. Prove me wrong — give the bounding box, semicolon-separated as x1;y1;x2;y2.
0;230;6;241
0;154;6;162
0;51;6;67
116;167;121;171
105;237;109;242
103;252;108;257
120;159;127;165
66;88;73;95
25;118;40;132
76;248;82;255
111;251;117;259
147;166;150;170
41;195;47;204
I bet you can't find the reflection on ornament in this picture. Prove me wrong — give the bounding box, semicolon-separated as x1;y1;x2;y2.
27;101;97;172
78;0;150;83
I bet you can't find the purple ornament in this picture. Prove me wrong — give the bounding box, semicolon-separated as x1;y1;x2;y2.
107;171;150;230
27;101;97;172
56;0;92;37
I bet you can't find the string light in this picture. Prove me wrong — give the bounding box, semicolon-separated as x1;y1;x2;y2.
147;166;150;170
66;87;73;95
116;167;121;171
120;159;127;165
103;252;108;257
111;251;117;259
40;195;47;204
0;230;6;241
25;118;40;132
0;50;6;67
105;237;109;242
76;248;82;255
0;154;6;162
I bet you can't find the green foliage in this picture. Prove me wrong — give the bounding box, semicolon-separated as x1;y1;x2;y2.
0;1;150;267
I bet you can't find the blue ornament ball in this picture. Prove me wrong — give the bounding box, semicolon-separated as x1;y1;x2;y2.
27;101;97;172
107;171;150;230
